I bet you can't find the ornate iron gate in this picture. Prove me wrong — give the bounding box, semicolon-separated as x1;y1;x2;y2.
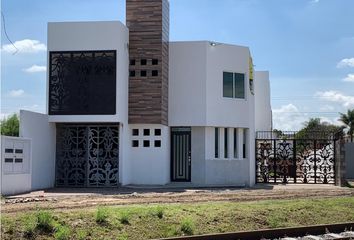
56;124;119;187
256;131;336;184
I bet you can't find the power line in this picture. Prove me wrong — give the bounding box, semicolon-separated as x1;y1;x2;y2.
1;11;18;55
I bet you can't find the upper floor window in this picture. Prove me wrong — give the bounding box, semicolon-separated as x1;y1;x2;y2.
223;72;245;99
49;50;116;115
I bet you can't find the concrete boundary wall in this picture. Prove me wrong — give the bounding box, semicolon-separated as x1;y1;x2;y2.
1;136;32;195
20;110;56;190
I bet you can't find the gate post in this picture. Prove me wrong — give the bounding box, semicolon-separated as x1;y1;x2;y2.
335;138;346;186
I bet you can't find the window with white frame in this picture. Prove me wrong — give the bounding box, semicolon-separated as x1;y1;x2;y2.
223;72;245;99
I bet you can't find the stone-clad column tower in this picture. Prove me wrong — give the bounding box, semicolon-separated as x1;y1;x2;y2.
126;0;169;125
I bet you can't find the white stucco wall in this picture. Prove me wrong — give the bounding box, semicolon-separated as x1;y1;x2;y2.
169;42;207;126
19;110;56;190
129;124;170;185
1;136;32;195
169;41;256;186
169;41;255;129
255;71;272;132
204;127;252;186
47;21;129;124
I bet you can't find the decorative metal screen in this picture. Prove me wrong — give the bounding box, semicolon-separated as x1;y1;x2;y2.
56;124;119;187
49;51;116;115
256;131;336;184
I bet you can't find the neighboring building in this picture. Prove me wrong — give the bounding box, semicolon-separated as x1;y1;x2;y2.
255;71;272;132
18;0;272;190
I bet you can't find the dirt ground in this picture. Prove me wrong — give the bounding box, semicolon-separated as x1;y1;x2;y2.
2;184;354;214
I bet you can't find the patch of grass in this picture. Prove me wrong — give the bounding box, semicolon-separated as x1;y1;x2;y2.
117;233;129;240
119;211;130;225
36;210;54;233
180;218;195;235
54;225;70;240
2;197;354;240
151;206;164;219
96;207;109;224
76;229;88;240
22;215;37;238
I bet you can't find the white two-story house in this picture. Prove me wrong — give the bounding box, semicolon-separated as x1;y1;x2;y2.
18;0;272;190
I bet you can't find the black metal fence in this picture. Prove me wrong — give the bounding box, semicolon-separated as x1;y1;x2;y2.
256;131;337;184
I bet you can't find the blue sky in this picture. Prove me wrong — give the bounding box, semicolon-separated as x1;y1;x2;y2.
1;0;354;130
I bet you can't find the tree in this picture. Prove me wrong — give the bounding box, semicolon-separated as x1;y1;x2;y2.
0;114;19;137
339;109;354;142
296;118;342;140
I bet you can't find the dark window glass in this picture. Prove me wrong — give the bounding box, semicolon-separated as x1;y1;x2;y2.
235;73;245;99
5;158;13;163
152;70;158;77
234;129;237;158
224;128;228;158
141;70;147;77
243;129;247;158
144;129;150;136
152;59;158;65
215;128;219;158
154;140;161;147
15;149;23;154
130;59;136;65
49;51;116;115
141;59;147;65
15;158;23;163
132;140;139;147
132;129;139;136
130;71;136;77
5;148;13;153
143;140;150;147
223;72;234;98
154;129;161;136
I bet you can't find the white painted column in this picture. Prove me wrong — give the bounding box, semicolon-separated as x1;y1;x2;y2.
228;128;234;159
219;128;225;159
237;128;244;159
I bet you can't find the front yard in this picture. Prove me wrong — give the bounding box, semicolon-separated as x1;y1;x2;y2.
1;196;354;240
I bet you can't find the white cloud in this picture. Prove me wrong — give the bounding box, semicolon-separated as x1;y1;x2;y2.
320;105;335;111
8;89;25;97
315;91;354;107
337;58;354;68
23;65;46;73
272;104;308;131
343;73;354;82
1;39;47;54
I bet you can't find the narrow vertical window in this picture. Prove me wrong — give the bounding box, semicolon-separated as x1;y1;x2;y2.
224;128;228;158
234;128;237;158
243;129;247;158
235;73;245;99
223;72;234;98
215;128;219;158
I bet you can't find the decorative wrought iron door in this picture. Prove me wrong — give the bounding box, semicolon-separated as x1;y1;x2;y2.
171;128;191;182
56;124;119;187
256;132;336;184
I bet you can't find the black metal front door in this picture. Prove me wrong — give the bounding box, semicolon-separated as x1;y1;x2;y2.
56;124;119;187
171;127;191;182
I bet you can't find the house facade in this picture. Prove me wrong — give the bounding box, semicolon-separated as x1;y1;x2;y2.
18;0;272;190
